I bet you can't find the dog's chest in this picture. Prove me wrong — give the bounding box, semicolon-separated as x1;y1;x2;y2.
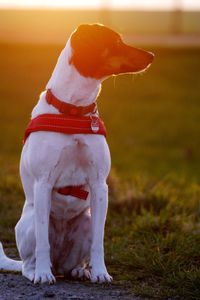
53;139;89;186
50;136;95;219
24;132;110;188
51;134;102;188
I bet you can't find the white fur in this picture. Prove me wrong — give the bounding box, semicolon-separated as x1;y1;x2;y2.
0;37;112;283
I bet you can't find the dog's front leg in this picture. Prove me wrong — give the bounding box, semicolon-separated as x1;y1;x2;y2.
34;181;56;284
89;182;112;283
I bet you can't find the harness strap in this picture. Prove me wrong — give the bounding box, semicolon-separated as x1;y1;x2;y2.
24;114;106;144
56;186;89;200
46;89;97;116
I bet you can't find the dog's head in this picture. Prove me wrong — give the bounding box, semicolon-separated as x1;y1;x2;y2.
69;23;154;79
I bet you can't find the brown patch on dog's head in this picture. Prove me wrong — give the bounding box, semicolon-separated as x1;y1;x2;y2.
70;23;154;79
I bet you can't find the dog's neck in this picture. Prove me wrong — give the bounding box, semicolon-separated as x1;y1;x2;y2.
32;39;102;118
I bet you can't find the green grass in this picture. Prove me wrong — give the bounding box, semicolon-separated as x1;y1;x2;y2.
106;173;200;298
0;43;200;298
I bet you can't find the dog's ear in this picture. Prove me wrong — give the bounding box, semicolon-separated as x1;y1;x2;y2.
70;24;101;50
69;24;104;78
69;24;117;78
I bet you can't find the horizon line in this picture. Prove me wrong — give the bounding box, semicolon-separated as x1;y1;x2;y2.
0;5;200;11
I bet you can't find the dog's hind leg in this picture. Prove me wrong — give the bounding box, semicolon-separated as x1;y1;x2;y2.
71;263;91;280
51;210;91;279
69;211;91;280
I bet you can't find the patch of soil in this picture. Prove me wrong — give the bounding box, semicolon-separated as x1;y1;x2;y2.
0;273;140;300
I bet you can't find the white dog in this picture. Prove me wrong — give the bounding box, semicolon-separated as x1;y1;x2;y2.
0;24;154;284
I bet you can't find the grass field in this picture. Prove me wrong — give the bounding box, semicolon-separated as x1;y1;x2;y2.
0;43;200;298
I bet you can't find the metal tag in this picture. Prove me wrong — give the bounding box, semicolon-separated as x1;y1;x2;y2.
91;117;99;133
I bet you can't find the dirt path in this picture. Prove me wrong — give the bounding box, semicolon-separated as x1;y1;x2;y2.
0;273;141;300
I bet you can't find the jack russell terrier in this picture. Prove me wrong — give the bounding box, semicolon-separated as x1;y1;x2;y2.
0;24;154;284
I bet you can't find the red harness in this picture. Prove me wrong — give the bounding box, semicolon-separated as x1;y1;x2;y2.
24;114;106;143
23;90;107;201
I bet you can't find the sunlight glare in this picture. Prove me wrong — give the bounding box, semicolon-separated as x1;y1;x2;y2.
0;0;199;10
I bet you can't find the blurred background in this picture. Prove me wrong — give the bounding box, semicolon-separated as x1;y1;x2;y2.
0;0;200;44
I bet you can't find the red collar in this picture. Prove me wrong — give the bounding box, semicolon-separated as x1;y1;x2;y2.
46;89;97;116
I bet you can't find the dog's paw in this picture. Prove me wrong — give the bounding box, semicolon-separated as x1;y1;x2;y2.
22;268;35;282
71;266;91;280
90;269;113;283
34;269;56;284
